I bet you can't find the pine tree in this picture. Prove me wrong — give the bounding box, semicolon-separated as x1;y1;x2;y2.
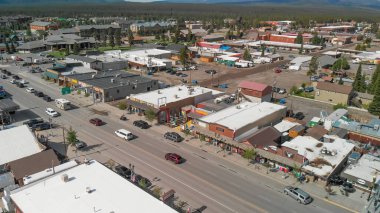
108;34;115;48
243;48;252;61
10;42;16;53
369;65;380;94
360;73;367;93
127;30;134;47
338;77;344;85
115;30;121;47
368;74;380;115
353;64;363;92
5;42;10;53
173;27;180;43
179;47;189;68
73;42;79;55
309;56;318;75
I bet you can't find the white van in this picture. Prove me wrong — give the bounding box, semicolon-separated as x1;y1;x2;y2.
115;129;134;140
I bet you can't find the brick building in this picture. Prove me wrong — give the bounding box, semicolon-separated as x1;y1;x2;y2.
238;81;272;103
30;21;58;32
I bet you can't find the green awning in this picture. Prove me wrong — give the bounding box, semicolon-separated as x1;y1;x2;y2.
44;71;59;79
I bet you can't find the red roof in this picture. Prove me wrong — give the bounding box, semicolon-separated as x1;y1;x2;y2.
196;42;222;49
238;81;270;91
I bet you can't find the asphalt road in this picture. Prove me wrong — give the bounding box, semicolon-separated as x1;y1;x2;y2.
0;65;352;213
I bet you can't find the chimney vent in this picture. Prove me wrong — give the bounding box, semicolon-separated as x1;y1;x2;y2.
61;174;69;183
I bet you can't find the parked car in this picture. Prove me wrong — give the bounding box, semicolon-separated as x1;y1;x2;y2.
180;73;188;77
19;79;28;84
328;175;347;186
12;75;20;80
34;91;44;97
274;68;282;73
189;66;197;70
340;182;355;192
31;122;51;131
10;79;18;84
74;139;86;149
278;88;287;94
294;112;305;120
43;95;52;102
165;153;183;164
115;165;132;179
164;132;183;142
284;186;312;204
205;70;217;75
133;120;150;129
304;87;314;92
23;118;44;128
89;118;103;126
175;72;183;76
16;82;25;88
1;74;7;79
26;87;35;93
45;108;59;117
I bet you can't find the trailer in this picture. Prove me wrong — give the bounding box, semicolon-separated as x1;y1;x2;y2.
55;98;71;110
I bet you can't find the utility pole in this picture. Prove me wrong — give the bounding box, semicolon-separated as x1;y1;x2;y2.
62;127;67;158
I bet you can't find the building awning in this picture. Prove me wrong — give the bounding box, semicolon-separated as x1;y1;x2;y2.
125;99;159;113
44;71;59;79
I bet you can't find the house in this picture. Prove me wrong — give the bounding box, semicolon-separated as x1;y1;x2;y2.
7;149;59;186
30;21;58;32
76;24;121;37
238;81;272;103
305;125;329;141
244;126;282;149
198;102;286;141
130;21;174;33
8;160;177;213
342;154;380;190
16;40;46;53
127;85;223;123
318;55;338;69
0;125;44;169
315;82;353;105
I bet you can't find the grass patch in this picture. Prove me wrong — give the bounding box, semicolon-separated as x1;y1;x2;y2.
48;51;66;58
97;46;133;52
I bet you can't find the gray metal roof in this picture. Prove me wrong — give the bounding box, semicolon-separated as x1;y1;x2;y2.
66;55;99;64
318;55;338;67
76;24;120;30
81;73;154;90
16;40;45;50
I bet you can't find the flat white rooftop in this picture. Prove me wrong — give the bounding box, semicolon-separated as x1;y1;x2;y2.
274;120;299;133
282;135;354;177
130;85;223;108
248;41;322;50
0;125;42;165
199;102;286;131
11;160;177;213
343;154;380;184
122;49;172;57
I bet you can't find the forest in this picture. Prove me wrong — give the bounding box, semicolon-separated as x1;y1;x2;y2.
0;2;379;24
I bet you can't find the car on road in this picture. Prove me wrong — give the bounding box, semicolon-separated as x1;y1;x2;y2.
1;74;7;79
10;79;18;84
45;108;59;117
16;82;25;88
23;118;44;128
175;72;183;76
74;139;86;149
274;68;282;73
165;153;183;164
284;186;312;204
340;182;355;192
43;95;52;102
34;91;44;97
26;87;35;93
31;122;51;131
115;129;134;140
115;165;132;179
180;73;188;77
205;70;217;75
89;118;103;126
164;132;183;142
12;75;20;80
133;120;150;129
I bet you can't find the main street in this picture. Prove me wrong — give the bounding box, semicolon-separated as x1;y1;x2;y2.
1;65;353;213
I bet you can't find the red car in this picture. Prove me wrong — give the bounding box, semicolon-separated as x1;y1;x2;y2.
165;153;183;164
89;118;103;126
274;68;282;73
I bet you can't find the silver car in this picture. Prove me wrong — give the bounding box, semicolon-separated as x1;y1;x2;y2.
284;186;312;204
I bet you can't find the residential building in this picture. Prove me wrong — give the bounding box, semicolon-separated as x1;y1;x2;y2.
238;81;272;103
9;160;177;213
0;125;44;169
30;21;58;32
342;154;380;190
130;21;174;33
185;21;203;30
76;24;121;37
198;102;287;141
6;149;59;186
127;85;223;123
315;82;353;105
318;55;338;69
15;40;46;53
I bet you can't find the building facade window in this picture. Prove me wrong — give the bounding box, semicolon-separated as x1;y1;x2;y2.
216;127;224;132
